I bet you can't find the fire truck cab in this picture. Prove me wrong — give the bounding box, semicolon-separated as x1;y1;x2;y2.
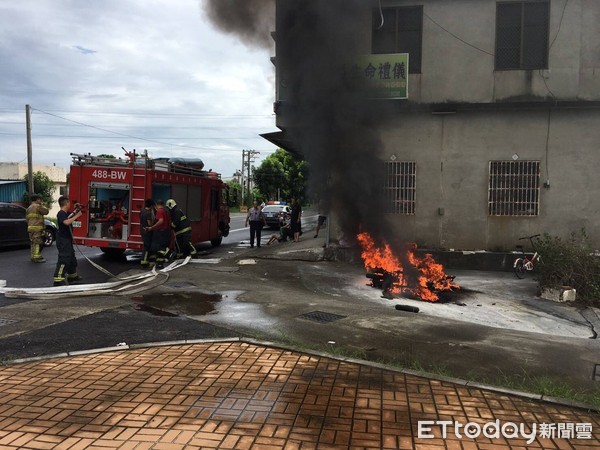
68;151;230;254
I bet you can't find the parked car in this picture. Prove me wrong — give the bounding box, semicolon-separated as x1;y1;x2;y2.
0;202;57;248
262;204;291;228
42;218;57;246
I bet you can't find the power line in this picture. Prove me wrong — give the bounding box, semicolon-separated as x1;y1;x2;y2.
29;107;274;152
0;107;274;119
549;0;569;49
0;121;275;130
0;133;275;140
0;121;278;132
424;12;494;56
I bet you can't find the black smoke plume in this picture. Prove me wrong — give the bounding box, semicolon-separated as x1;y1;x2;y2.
277;0;392;243
204;0;395;244
202;0;275;49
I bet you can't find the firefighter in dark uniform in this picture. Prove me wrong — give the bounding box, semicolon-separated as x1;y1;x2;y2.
139;199;156;268
146;199;171;269
53;196;83;286
26;194;49;263
166;199;197;258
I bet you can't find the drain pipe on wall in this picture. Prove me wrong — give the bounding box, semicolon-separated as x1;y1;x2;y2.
325;212;330;248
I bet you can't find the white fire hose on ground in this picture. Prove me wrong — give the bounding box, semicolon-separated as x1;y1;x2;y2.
0;256;191;300
0;208;192;299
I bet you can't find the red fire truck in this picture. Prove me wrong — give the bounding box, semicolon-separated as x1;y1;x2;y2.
68;150;230;255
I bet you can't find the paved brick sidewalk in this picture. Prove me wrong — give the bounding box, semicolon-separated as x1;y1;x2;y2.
0;342;598;449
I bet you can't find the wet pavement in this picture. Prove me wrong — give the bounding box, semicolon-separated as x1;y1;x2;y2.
0;228;599;448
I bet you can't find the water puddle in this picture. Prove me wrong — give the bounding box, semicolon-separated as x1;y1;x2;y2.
132;291;222;316
133;303;178;317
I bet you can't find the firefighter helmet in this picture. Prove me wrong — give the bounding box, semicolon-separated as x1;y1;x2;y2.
166;199;177;209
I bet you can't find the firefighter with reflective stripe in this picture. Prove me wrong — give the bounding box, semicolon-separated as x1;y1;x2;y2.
147;199;172;269
53;196;83;286
166;199;197;258
26;194;50;263
139;199;156;268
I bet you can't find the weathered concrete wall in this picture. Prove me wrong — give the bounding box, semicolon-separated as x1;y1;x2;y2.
381;108;600;250
273;0;600;249
401;0;600;103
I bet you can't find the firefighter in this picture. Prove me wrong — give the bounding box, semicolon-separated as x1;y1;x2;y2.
53;196;83;286
146;199;171;269
166;199;197;258
26;194;50;263
140;199;156;268
105;204;129;239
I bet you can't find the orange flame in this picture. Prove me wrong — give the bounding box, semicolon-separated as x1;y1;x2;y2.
357;232;459;302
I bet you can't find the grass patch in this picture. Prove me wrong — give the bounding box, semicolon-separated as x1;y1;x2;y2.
0;355;17;365
480;369;600;410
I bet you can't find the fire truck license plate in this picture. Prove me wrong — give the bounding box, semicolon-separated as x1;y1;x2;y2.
91;169;127;181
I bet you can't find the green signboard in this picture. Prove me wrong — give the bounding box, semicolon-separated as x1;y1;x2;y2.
352;53;409;99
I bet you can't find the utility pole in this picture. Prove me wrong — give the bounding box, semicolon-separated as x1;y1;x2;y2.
240;150;246;207
25;105;34;195
232;170;242;206
244;149;260;203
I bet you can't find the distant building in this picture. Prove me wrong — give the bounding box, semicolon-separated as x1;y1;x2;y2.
265;0;600;250
0;163;67;216
0;180;27;204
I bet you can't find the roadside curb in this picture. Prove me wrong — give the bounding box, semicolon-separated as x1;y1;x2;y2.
2;337;598;413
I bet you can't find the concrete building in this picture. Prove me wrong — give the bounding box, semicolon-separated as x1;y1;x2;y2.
0;163;67;216
265;0;600;250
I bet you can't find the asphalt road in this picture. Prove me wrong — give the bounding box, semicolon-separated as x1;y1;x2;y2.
0;210;320;360
0;211;318;293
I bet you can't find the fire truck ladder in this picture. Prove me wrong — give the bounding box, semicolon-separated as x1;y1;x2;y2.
130;152;149;240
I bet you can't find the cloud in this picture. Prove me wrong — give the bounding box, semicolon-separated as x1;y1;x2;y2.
0;0;278;176
74;46;97;55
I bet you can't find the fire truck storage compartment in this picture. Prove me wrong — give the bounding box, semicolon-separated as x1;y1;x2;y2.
151;184;171;209
151;184;202;221
175;184;202;221
88;181;130;240
187;186;202;220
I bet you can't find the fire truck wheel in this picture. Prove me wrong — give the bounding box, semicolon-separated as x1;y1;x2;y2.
219;222;230;237
210;237;223;247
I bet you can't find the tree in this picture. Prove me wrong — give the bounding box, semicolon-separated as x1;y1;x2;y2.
226;180;243;207
253;149;308;204
23;171;55;205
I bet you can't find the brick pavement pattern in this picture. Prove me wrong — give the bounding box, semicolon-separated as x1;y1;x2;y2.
0;342;598;449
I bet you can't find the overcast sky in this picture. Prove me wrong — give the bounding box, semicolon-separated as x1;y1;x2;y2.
0;0;277;177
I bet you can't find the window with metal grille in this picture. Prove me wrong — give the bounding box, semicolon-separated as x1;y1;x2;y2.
385;161;416;214
488;160;540;216
495;1;549;70
372;6;422;74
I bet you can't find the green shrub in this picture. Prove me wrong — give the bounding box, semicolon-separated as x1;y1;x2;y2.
534;229;600;305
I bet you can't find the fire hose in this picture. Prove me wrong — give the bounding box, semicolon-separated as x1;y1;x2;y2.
0;208;192;298
0;257;191;299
